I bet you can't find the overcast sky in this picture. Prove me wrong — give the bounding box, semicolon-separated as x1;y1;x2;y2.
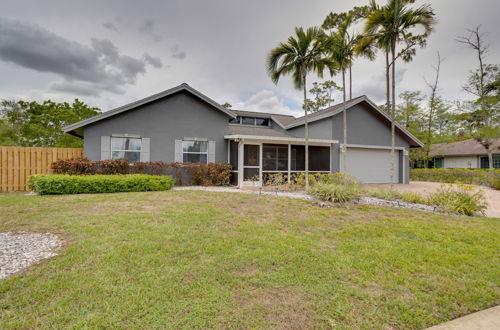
1;0;499;116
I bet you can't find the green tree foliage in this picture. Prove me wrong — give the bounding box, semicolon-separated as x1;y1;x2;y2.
362;0;436;181
267;26;334;188
304;80;340;113
395;91;424;132
0;99;100;147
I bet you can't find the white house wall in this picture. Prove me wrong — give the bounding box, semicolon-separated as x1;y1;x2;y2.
443;156;478;169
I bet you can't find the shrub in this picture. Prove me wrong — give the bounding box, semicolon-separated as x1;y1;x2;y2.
51;159;232;186
291;172;360;188
309;183;361;203
189;163;232;186
28;174;175;195
51;157;94;175
363;187;403;200
410;168;500;190
428;184;488;216
400;192;427;204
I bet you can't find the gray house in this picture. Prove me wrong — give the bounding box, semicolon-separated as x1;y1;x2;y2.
63;83;423;186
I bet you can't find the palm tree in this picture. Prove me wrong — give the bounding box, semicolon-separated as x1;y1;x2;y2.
267;27;333;189
323;7;373;100
363;0;436;184
325;12;375;173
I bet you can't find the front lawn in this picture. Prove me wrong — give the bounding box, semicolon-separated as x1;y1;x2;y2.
0;191;498;328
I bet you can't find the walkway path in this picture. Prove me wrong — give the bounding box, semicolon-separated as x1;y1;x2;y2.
426;305;500;329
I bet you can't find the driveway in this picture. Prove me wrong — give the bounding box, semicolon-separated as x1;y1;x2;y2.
365;181;500;218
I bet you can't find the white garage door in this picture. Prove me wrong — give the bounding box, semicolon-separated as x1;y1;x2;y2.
343;148;399;183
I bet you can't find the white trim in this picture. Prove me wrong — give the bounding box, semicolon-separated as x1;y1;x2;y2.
224;134;337;145
287;143;291;183
344;143;405;151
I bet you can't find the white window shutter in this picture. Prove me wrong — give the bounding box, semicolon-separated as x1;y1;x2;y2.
174;140;183;162
101;136;111;160
140;138;150;161
208;141;216;163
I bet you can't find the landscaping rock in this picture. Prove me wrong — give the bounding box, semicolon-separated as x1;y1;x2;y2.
356;196;438;212
0;232;61;279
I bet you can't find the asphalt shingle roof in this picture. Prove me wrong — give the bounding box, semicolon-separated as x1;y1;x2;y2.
430;138;500;156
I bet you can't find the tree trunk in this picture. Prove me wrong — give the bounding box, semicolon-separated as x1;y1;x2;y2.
303;74;309;189
385;51;390;112
349;64;353;100
488;149;493;170
390;46;396;185
342;69;347;173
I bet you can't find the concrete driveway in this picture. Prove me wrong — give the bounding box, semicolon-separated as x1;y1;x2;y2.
365;181;500;218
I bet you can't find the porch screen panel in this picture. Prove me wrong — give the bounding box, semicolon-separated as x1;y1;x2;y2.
244;145;259;166
291;145;305;171
229;141;238;169
263;144;288;171
309;146;330;171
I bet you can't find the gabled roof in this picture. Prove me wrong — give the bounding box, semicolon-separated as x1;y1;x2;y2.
430;138;500;157
63;83;236;135
285;95;424;148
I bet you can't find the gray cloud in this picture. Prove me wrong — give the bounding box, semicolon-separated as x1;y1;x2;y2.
143;53;163;68
102;22;119;32
0;17;162;96
139;19;163;42
171;44;186;59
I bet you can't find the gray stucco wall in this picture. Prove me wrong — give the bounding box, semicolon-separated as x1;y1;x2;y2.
288;118;334;140
288;103;410;147
83;91;230;162
288;102;412;183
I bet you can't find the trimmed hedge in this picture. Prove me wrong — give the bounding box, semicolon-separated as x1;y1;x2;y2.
28;174;175;195
51;158;232;186
410;168;500;190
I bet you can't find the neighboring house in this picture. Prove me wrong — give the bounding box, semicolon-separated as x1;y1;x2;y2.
430;138;500;169
63;83;423;186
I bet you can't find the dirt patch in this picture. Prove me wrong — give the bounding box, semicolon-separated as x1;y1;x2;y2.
235;287;312;329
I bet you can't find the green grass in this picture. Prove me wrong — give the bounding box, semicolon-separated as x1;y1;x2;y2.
0;191;498;329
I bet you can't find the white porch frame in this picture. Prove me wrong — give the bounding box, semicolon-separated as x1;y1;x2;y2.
226;135;339;188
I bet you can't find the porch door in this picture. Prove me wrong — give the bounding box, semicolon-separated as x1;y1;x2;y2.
243;144;260;183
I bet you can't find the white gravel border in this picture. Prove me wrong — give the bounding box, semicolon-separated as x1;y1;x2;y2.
0;232;61;280
173;186;438;211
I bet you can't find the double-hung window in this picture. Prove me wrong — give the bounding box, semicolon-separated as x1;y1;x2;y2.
182;140;208;163
111;137;141;161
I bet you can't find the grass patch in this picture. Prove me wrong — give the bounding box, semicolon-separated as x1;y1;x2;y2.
0;191;498;328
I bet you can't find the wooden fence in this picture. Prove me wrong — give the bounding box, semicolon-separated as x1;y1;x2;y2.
0;146;83;191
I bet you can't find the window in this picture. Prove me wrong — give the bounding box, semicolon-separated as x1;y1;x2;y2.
229;116;270;126
433;157;443;168
255;118;269;126
111;137;141;161
241;116;255;125
182;140;208;163
480;155;500;169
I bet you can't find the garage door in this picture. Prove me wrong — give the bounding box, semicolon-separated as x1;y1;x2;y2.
343;148;399;183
